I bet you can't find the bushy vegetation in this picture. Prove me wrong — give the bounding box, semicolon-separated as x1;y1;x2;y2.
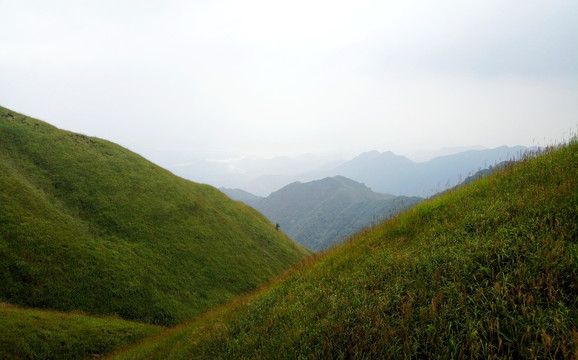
0;303;162;360
0;106;309;328
111;139;577;359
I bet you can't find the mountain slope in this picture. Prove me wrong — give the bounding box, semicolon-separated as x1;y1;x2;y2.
0;106;309;326
0;303;163;360
110;139;577;359
252;176;421;251
220;187;263;207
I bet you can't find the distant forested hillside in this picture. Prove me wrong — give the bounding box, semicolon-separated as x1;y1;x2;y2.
224;176;421;250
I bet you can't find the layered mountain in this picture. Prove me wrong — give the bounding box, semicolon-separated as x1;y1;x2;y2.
112;138;578;359
173;147;527;197
223;176;422;251
0;106;309;327
333;146;528;196
171;154;345;196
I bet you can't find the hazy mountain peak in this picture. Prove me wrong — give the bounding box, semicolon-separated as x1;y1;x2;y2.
358;150;381;158
408;145;487;162
247;175;421;250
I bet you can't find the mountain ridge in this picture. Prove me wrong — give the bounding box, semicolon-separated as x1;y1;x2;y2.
173;146;528;197
224;176;421;251
334;146;528;196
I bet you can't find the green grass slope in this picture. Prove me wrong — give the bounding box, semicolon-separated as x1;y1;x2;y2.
0;303;162;360
110;140;577;359
0;106;309;327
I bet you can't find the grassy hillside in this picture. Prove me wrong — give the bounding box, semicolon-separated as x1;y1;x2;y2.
254;176;421;250
220;187;263;207
0;303;162;360
0;106;309;327
110;139;577;359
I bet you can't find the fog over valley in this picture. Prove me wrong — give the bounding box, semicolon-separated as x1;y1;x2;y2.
1;0;577;170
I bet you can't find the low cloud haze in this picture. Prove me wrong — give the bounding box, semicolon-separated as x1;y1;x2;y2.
1;0;577;166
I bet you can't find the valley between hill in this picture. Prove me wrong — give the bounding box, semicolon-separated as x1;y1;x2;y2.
0;106;309;358
1;106;576;359
110;138;577;359
223;176;422;251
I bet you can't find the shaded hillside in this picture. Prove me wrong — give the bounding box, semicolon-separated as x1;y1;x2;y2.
0;106;309;326
251;176;421;251
111;140;577;359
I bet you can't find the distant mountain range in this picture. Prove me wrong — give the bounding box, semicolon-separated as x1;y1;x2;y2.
176;146;529;197
332;146;528;196
222;176;422;251
221;151;523;251
171;154;345;196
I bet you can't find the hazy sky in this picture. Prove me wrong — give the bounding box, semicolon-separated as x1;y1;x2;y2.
1;0;577;164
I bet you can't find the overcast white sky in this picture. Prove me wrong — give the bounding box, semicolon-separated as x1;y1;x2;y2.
1;0;577;164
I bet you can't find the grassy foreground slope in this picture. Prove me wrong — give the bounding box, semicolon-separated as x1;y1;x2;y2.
0;303;162;360
0;106;309;326
111;140;577;359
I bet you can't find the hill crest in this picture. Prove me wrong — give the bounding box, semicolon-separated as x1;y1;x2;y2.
0;105;309;326
225;175;421;251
